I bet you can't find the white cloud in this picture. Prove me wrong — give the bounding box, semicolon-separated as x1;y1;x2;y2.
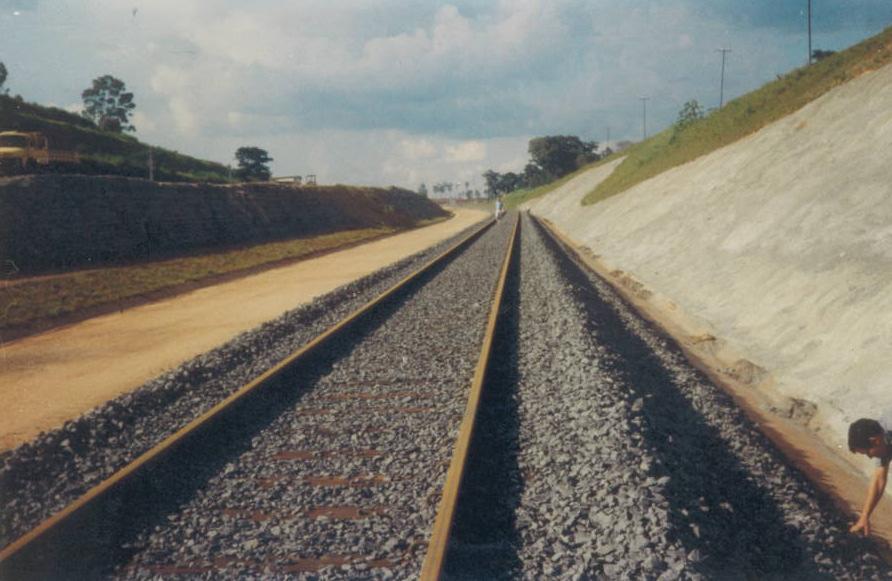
445;140;486;163
399;137;439;161
131;110;157;133
12;0;887;190
168;97;198;136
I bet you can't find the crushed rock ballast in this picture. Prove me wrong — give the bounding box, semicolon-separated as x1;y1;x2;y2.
444;213;889;579
2;213;890;579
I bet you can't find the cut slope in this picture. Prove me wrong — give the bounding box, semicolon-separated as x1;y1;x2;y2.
585;26;892;206
530;59;892;476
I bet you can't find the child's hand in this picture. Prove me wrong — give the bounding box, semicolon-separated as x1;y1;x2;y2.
850;517;871;536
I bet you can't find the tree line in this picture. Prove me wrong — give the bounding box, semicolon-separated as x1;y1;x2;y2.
481;135;609;197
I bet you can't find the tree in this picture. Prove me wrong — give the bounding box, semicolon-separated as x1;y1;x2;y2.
0;62;7;94
498;172;523;195
483;170;501;198
671;99;705;143
418;183;428;198
235;146;273;181
675;99;704;130
528;135;599;179
483;169;524;197
523;162;549;189
81;75;136;132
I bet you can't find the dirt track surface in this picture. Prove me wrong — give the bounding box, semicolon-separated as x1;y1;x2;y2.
0;208;486;451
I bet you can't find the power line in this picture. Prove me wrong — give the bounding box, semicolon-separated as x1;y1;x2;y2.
716;48;732;108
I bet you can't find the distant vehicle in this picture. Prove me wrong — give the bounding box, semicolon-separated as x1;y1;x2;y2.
272;175;303;186
271;174;317;187
0;131;80;176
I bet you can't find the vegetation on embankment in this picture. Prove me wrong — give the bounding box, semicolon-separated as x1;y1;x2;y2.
0;95;231;182
583;26;892;206
0;226;404;336
504;153;620;209
0;175;447;274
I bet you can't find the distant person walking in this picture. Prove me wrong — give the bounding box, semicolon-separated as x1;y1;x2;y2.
848;414;892;536
494;197;503;221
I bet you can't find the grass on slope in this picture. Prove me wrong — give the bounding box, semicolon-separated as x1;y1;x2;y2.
504;154;621;210
0;227;397;333
1;95;231;182
583;26;892;206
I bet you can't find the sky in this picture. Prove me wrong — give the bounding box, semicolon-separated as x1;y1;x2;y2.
1;0;890;192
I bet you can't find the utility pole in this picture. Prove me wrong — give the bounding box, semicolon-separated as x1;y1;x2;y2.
147;148;154;181
640;97;649;140
716;48;731;108
807;0;813;65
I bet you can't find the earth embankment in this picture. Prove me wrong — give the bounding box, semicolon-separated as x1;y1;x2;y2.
529;61;892;476
0;175;447;273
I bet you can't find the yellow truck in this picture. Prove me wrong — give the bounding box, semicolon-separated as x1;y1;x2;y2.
0;131;80;176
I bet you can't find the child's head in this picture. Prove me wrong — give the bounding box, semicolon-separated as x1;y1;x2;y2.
848;418;887;457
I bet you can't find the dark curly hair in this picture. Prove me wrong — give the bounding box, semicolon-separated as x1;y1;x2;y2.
848;418;884;452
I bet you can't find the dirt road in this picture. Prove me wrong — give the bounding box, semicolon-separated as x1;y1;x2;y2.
0;208;486;451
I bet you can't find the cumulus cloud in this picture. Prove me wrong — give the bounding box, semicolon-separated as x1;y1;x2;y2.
445;141;487;163
8;0;890;188
131;110;157;133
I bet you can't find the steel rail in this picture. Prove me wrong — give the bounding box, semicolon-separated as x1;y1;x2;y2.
530;212;892;569
420;213;520;580
0;217;495;577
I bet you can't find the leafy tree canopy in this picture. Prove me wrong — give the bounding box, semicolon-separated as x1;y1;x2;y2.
235;146;273;181
82;75;136;132
0;62;7;92
528;135;599;180
675;99;705;131
483;169;523;197
523;162;549;189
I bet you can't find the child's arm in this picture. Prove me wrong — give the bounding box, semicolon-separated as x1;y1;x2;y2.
850;464;889;535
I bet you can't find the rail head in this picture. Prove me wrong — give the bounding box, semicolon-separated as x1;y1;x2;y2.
420;213;520;580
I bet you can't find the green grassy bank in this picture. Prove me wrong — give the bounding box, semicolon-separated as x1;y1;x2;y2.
584;26;892;206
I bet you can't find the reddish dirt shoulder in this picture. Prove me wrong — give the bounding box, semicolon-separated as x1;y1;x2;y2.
0;208;486;451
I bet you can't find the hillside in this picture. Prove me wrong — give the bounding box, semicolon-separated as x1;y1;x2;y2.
0;95;230;182
0;174;447;274
0;174;448;337
584;26;892;205
528;47;892;482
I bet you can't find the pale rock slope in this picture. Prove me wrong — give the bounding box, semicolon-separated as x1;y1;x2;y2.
529;62;892;472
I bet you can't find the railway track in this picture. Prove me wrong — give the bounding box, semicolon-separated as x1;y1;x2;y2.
0;214;517;578
441;213;891;579
3;211;891;579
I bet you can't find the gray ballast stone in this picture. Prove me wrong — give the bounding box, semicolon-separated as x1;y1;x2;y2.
516;214;890;580
0;220;486;549
114;219;516;578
